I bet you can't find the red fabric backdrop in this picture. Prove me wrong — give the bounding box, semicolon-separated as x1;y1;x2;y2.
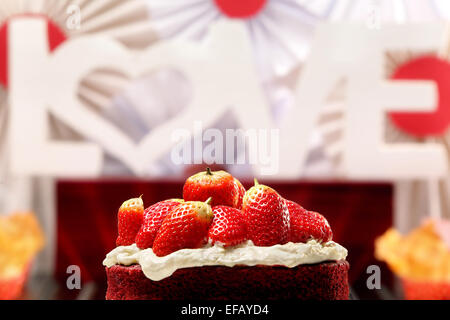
56;180;393;293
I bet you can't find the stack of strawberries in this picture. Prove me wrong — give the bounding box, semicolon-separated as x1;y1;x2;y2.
116;168;333;257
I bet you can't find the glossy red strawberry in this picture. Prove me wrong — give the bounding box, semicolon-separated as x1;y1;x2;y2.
208;206;247;247
183;168;243;208
242;180;290;246
233;178;246;209
135;199;183;249
285;199;333;243
152;199;214;256
116;197;144;246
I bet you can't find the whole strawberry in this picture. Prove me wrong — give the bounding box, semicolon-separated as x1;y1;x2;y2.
242;180;290;246
135;199;183;249
152;199;214;256
116;197;144;246
208;206;247;247
285;199;333;243
183;168;244;208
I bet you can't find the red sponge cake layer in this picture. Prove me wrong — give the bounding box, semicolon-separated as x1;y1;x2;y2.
106;260;349;300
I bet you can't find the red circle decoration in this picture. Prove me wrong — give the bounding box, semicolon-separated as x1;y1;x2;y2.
0;15;67;88
214;0;267;18
389;55;450;138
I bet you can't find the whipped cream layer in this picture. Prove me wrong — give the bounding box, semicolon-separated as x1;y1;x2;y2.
103;240;348;281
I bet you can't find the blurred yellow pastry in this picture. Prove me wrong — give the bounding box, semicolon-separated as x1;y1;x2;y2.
375;219;450;299
0;212;44;299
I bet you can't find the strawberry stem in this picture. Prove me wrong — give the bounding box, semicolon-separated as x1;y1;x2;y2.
254;178;259;186
205;197;213;205
206;167;212;175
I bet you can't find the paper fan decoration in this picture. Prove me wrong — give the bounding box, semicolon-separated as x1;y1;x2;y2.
0;0;157;142
148;0;324;80
0;0;155;48
0;0;159;211
316;51;435;168
0;0;155;99
317;0;450;167
0;86;11;214
0;86;7;176
318;48;450;165
317;0;450;164
316;2;450;222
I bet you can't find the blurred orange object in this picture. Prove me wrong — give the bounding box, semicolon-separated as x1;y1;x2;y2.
375;219;450;300
0;213;44;300
0;264;30;300
402;278;450;300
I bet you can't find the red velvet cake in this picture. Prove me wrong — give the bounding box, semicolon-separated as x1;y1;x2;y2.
106;261;349;300
103;169;350;300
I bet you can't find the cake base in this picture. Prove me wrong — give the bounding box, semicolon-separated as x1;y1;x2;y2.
106;260;349;300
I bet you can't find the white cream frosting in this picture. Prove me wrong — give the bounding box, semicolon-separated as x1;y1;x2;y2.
103;240;348;281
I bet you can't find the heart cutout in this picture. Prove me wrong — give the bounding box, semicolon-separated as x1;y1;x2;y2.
45;34;225;176
77;68;191;144
9;17;251;177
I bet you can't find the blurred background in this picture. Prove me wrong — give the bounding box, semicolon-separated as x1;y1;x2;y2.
0;0;449;300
